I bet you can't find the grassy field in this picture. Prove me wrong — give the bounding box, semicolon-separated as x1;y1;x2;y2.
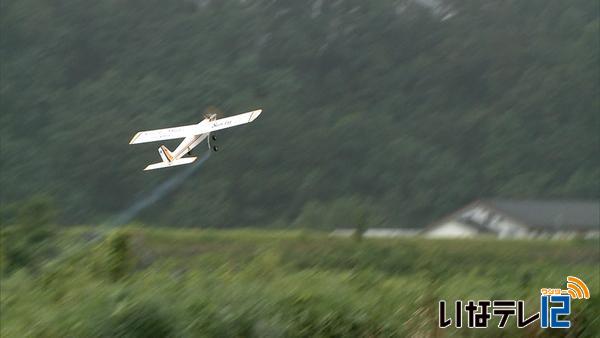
1;226;598;337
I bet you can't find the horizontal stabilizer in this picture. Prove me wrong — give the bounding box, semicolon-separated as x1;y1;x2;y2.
143;157;197;171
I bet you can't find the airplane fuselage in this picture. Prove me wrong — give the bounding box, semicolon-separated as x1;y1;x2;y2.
171;115;217;159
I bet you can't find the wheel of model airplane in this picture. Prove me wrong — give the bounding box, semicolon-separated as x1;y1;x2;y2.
212;146;219;152
211;134;217;141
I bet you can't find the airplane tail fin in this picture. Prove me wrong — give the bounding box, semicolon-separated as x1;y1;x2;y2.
158;145;174;162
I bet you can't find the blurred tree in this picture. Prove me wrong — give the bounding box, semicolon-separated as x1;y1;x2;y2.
352;210;368;242
1;195;58;273
17;194;57;230
0;0;597;228
105;230;133;281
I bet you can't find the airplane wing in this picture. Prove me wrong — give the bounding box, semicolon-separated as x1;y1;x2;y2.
129;124;202;144
129;109;262;144
199;109;262;135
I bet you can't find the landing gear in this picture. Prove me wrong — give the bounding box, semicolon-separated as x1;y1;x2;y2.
188;150;192;156
208;133;219;152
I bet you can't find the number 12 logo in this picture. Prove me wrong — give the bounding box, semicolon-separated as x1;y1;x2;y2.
540;295;570;328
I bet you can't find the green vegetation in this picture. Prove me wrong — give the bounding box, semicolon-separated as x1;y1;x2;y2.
1;226;598;337
2;1;597;336
1;0;598;228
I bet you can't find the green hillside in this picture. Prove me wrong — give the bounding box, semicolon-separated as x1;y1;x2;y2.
1;0;598;228
1;226;598;337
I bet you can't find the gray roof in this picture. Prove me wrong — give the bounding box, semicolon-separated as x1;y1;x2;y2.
484;199;599;231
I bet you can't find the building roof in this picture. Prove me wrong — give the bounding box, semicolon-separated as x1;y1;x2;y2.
483;199;599;231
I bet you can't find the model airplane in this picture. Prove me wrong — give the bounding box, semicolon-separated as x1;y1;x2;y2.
129;109;262;170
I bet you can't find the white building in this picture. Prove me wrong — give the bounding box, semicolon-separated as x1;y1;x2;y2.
425;199;599;239
330;228;420;238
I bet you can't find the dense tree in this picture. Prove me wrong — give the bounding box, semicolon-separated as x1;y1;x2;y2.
1;0;597;228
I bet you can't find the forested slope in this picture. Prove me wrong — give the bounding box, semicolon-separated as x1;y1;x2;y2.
1;0;598;227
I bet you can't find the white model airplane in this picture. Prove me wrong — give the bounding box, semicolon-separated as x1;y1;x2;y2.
129;109;262;170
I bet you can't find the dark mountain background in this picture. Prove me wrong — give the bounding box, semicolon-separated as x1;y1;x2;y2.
1;0;598;228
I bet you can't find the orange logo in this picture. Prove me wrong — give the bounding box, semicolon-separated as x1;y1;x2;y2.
564;276;590;299
541;276;590;300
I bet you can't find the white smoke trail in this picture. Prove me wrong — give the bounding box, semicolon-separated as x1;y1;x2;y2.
108;151;211;226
